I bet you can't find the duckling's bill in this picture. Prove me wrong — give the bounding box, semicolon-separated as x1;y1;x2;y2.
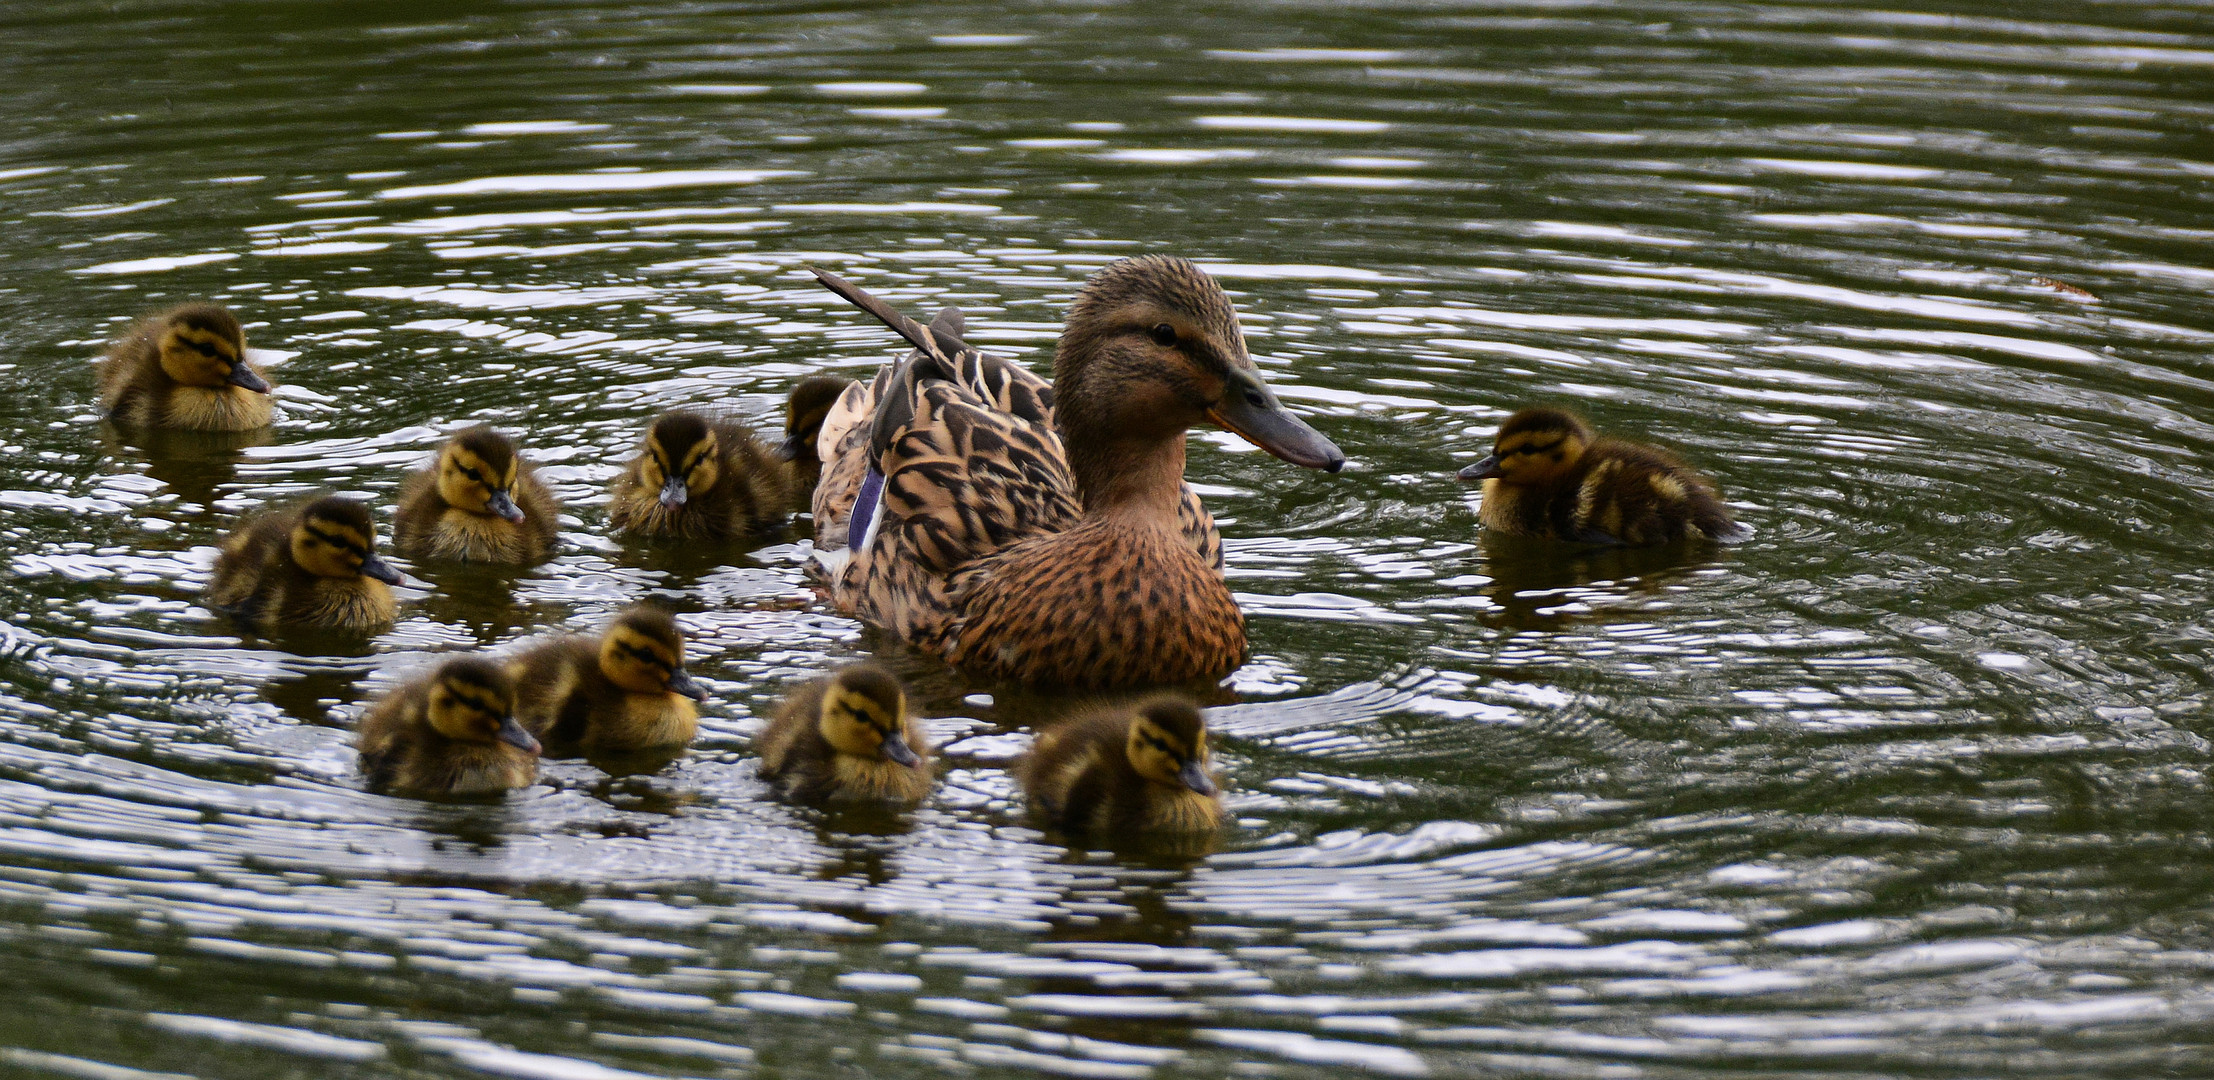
881;730;920;766
1457;454;1501;481
1178;756;1218;796
485;489;526;523
497;715;542;755
667;666;708;701
361;553;404;585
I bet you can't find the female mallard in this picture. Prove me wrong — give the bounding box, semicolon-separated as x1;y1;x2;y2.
755;662;932;804
205;495;403;630
508;605;708;756
1458;407;1751;545
1018;696;1222;837
777;375;854;506
806;257;1344;689
96;303;274;431
609;410;791;540
357;657;540;795
392;426;561;564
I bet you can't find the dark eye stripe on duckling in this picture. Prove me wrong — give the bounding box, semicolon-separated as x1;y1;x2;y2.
1141;732;1190;763
1501;436;1565;457
618;642;674;672
304;525;369;558
444;689;505;717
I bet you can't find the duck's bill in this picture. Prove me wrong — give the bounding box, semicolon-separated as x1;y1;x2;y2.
666;668;708;701
485;489;526;523
1178;758;1219;797
497;717;542;756
881;732;921;767
1457;455;1502;481
360;554;404;585
227;364;272;394
1208;369;1345;473
658;477;689;509
773;434;806;462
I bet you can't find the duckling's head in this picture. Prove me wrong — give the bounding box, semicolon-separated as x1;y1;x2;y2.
1055;256;1343;475
423;657;539;754
1459;407;1593;485
435;427;527;522
1123;696;1217;796
597;605;707;700
639;411;720;510
815;662;920;767
154;305;269;393
778;376;851;463
289;496;403;584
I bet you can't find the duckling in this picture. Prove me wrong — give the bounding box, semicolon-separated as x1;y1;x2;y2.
357;657;540;795
205;494;403;630
776;375;855;504
1018;696;1222;836
392;426;561;564
95;303;274;431
1458;407;1752;546
508;605;708;756
755;662;933;804
608;410;790;542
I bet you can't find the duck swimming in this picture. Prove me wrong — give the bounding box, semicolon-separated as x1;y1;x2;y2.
755;662;933;804
806;257;1345;689
609;409;791;541
96;303;274;431
357;657;539;795
205;494;402;630
1458;407;1751;545
777;375;855;505
1018;695;1222;837
508;605;707;756
392;426;561;564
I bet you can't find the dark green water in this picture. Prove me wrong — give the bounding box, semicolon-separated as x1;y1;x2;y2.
6;1;2214;1076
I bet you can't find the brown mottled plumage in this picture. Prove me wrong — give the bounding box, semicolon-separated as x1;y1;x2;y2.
756;662;933;804
95;304;274;431
205;495;402;630
1459;407;1751;546
806;257;1344;689
393;427;561;564
610;410;791;541
777;375;854;507
357;657;540;795
1018;696;1222;837
508;606;707;757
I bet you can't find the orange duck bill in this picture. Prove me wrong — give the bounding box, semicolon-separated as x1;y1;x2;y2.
1207;367;1345;472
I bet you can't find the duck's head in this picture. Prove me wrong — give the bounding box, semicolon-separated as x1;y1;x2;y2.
778;376;851;463
815;662;921;767
1123;696;1217;796
289;496;403;584
423;657;539;755
1056;256;1343;475
155;305;269;393
435;427;528;522
638;411;720;510
1459;407;1593;485
597;605;707;700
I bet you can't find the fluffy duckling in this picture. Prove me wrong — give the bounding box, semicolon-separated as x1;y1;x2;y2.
1018;696;1222;836
776;375;854;503
357;657;540;795
392;427;561;564
1458;407;1752;546
508;606;708;756
96;303;274;431
609;410;791;541
205;495;403;630
756;663;933;804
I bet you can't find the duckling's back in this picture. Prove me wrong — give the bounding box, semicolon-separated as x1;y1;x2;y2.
507;635;603;749
205;510;296;620
755;676;832;795
707;417;793;536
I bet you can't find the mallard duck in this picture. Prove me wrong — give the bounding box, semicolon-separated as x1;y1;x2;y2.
508;605;707;756
777;375;855;504
357;657;540;795
95;303;274;431
805;257;1345;689
609;410;791;540
1018;696;1222;836
1458;407;1752;545
755;662;933;804
392;426;561;564
205;495;403;630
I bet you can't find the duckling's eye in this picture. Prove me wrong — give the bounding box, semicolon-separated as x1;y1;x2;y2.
1149;323;1178;348
458;465;483;483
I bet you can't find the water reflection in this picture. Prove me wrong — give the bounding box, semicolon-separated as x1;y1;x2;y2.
1473;530;1733;632
102;423;272;515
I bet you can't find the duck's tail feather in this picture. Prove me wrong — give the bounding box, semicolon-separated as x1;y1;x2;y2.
809;268;973;364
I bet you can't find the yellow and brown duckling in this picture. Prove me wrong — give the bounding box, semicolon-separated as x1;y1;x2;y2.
357;657;540;796
508;605;708;757
1018;696;1222;837
95;303;274;431
776;375;855;504
610;409;792;541
755;662;933;804
392;426;561;564
205;494;403;630
1458;407;1752;546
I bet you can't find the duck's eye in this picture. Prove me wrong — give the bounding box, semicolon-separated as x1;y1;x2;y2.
458;466;483;483
1149;323;1178;348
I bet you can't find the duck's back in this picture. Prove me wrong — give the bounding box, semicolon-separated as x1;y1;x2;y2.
508;636;601;745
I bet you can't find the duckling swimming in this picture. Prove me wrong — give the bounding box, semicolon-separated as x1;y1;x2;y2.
205;495;403;630
609;410;791;541
777;375;855;504
392;426;561;564
755;662;933;804
96;303;274;431
357;657;540;795
1019;696;1222;837
508;606;707;757
1458;407;1751;546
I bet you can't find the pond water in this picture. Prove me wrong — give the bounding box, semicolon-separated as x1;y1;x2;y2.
5;1;2214;1076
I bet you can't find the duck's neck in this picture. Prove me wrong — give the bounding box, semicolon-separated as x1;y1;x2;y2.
1066;427;1189;524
